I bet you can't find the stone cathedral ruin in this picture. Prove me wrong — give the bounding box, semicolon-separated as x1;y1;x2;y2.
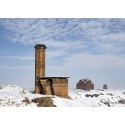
34;44;69;98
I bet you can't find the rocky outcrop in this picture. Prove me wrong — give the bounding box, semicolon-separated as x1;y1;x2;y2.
31;97;56;107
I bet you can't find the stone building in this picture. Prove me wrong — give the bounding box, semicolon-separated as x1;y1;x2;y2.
34;44;69;98
103;84;108;89
76;78;94;90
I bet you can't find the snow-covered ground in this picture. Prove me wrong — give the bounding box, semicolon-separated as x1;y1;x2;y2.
0;85;125;107
69;89;125;107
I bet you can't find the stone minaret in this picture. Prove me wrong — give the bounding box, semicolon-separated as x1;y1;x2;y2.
34;44;47;93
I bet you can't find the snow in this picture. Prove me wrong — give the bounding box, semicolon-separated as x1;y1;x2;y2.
0;85;125;107
52;96;86;107
0;85;45;107
69;89;125;107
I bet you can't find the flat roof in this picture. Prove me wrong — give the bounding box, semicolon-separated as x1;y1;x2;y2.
39;77;70;79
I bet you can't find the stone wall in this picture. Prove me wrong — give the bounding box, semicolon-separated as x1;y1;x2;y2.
76;79;94;90
52;78;68;98
38;78;68;98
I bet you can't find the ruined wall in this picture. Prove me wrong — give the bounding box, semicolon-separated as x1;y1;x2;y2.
76;80;86;90
76;79;94;90
40;78;68;98
85;82;94;90
52;78;68;98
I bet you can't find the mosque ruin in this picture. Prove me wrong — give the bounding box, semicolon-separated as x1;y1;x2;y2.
34;44;69;98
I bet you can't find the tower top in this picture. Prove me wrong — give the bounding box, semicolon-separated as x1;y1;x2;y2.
34;44;47;49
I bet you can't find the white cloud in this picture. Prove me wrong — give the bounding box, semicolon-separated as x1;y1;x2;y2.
44;40;86;49
93;32;125;42
0;55;34;60
0;18;125;56
0;65;33;69
64;53;125;69
46;49;66;59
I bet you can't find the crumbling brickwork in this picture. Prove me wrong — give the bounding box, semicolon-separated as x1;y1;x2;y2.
76;79;94;90
38;77;68;98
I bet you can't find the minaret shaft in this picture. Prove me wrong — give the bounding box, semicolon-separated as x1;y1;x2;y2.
34;44;47;93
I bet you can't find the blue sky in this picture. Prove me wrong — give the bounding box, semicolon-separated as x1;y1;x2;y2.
0;18;125;89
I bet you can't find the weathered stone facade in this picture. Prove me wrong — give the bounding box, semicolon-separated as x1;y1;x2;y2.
36;77;68;98
34;44;69;98
76;79;94;90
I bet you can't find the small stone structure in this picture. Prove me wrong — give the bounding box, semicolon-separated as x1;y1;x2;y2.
34;44;69;98
103;84;108;89
36;77;68;98
76;78;94;90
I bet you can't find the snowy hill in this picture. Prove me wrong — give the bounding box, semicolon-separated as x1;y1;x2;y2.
0;85;125;107
69;89;125;107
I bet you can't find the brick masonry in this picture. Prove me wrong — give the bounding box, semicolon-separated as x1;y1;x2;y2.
76;79;94;90
38;78;68;98
34;44;69;98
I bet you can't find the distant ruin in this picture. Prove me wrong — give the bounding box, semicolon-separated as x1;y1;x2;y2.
34;44;69;98
76;78;94;90
103;84;108;89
